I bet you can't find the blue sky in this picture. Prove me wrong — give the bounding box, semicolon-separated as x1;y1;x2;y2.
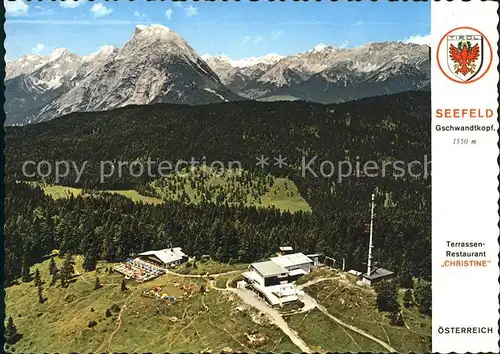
4;0;430;61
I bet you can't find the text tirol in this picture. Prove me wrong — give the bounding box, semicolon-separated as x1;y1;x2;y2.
435;108;494;118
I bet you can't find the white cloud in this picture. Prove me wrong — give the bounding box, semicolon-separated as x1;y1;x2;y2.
185;5;198;17
272;31;283;40
165;9;173;20
404;33;431;46
60;1;83;8
354;20;363;27
30;4;55;17
31;43;45;54
5;0;29;17
134;10;145;17
240;36;251;45
240;35;266;45
90;3;113;18
254;35;264;44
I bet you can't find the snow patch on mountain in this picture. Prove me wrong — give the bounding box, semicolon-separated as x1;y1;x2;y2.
82;45;119;62
311;43;329;52
203;54;283;68
204;88;228;102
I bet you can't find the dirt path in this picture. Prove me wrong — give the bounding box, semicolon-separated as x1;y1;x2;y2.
95;293;133;353
301;293;396;352
155;269;394;352
168;315;199;351
298;277;396;351
214;285;312;352
74;255;90;284
213;277;395;353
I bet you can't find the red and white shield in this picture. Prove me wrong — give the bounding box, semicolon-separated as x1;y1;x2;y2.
437;27;492;84
446;34;484;82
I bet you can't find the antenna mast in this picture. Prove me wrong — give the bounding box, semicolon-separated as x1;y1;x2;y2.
367;193;375;276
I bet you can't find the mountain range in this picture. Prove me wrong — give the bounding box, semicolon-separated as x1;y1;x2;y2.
203;42;430;103
5;24;430;126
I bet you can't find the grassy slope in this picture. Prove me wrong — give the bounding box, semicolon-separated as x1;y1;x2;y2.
32;173;311;212
42;185;83;198
302;269;432;353
151;169;311;213
259;178;311;213
30;183;164;205
5;257;298;353
285;308;386;352
5;259;430;353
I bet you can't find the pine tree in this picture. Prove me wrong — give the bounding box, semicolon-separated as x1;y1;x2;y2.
94;276;101;290
83;251;97;272
49;257;56;276
50;267;59;287
37;282;44;303
403;289;414;308
4;316;20;344
374;280;400;313
120;278;127;292
60;254;75;288
21;256;30;283
390;311;405;327
396;260;414;289
33;268;41;288
414;279;432;315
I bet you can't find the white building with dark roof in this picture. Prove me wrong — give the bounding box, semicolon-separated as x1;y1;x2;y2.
242;260;304;306
249;261;289;284
137;247;188;268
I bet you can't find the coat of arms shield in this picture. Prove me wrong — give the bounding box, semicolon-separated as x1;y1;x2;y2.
447;34;484;82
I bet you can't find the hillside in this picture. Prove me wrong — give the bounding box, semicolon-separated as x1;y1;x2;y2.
149;167;311;212
4;257;430;353
28;167;312;213
6;91;429;190
5;92;431;283
4;257;299;353
296;270;432;352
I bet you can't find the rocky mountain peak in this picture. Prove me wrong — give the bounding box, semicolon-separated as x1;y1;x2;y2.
311;43;329;52
82;45;119;62
49;48;74;60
